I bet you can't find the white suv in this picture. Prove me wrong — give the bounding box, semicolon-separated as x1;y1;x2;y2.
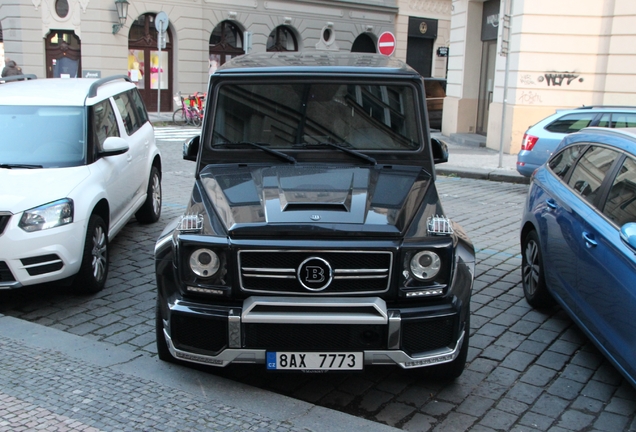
0;75;162;293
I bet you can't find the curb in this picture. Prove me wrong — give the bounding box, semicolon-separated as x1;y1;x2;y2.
436;165;531;185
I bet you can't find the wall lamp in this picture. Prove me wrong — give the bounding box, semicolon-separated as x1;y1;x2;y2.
112;0;130;34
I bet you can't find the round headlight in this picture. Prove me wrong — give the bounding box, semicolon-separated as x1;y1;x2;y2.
410;251;441;280
189;249;220;278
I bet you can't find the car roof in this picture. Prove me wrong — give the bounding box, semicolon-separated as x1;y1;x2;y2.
0;76;135;106
214;51;420;77
559;127;636;154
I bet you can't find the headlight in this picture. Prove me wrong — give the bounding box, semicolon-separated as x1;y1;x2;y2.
189;248;220;278
410;250;441;281
19;198;73;232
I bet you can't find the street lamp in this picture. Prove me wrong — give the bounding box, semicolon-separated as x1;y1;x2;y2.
112;0;130;35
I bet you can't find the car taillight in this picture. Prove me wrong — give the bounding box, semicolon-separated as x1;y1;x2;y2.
521;134;539;151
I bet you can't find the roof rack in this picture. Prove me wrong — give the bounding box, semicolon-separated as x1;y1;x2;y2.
576;105;636;110
0;74;38;83
87;74;132;98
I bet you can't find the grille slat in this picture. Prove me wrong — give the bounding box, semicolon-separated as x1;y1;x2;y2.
401;315;457;355
239;250;392;294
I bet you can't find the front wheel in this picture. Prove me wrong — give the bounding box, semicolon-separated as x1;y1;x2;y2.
172;108;186;126
135;166;162;224
74;215;108;294
521;230;554;308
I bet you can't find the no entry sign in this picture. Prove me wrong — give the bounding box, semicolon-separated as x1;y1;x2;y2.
378;32;396;56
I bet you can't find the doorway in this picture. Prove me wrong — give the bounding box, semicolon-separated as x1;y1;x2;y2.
476;39;497;135
128;13;173;112
45;30;81;78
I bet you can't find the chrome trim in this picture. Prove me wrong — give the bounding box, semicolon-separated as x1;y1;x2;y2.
334;268;388;274
163;328;465;370
21;258;63;269
334;275;387;279
241;296;389;324
0;281;22;289
387;310;401;349
243;274;296;279
228;309;241;348
242;267;295;273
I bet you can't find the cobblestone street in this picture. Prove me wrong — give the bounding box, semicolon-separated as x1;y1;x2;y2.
1;134;635;431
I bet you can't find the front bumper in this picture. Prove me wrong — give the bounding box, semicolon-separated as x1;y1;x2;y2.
159;296;467;369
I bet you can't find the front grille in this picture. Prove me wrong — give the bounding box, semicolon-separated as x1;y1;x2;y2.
0;261;16;283
0;214;10;236
239;250;392;294
401;315;457;355
171;313;228;355
20;254;63;276
244;323;387;350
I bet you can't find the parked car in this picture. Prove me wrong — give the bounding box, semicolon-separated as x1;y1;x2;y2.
423;77;446;130
0;75;162;293
520;127;636;388
155;52;475;377
516;106;636;177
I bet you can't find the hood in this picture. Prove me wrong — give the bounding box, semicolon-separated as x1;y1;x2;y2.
198;164;433;237
0;167;90;213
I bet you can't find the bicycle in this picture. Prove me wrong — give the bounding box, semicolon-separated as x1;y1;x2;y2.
172;92;201;127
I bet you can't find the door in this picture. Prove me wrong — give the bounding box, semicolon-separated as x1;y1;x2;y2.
128;14;173;113
476;40;497;135
45;30;81;78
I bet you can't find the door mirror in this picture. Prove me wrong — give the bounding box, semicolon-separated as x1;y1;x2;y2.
101;136;129;156
183;135;200;161
431;137;448;164
620;222;636;252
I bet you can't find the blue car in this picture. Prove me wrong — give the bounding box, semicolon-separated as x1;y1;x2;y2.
520;127;636;388
516;106;636;177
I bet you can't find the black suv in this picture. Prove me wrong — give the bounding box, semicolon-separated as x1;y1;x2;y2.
155;52;474;377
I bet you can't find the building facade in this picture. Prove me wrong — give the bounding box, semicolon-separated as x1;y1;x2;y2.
2;0;635;154
0;0;397;112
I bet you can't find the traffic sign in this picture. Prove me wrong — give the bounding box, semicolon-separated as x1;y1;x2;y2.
378;32;396;56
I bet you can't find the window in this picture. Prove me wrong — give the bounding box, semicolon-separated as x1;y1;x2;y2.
603;157;636;227
266;26;298;52
113;93;143;136
545;113;596;134
567;146;620;205
548;145;584;180
209;21;244;73
90;100;119;152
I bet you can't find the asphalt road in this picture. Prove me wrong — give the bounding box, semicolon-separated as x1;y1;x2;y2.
1;128;635;431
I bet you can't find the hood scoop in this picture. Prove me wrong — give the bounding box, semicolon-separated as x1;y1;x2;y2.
279;170;353;213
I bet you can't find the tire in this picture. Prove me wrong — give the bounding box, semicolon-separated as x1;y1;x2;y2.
135;166;162;224
521;230;555;308
74;214;108;294
172;108;186;126
155;297;177;363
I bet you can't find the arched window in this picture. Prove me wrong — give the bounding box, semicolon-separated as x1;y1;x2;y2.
266;26;298;52
351;33;376;53
209;21;244;73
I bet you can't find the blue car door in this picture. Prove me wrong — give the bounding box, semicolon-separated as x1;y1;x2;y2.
575;155;636;380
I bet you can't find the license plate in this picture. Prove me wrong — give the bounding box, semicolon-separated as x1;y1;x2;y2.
266;352;363;371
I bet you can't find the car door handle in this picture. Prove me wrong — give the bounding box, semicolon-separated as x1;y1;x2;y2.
582;232;598;248
546;199;557;210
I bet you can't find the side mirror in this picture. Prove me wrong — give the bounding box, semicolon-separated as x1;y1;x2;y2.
620;223;636;252
101;136;129;156
183;135;200;161
431;137;448;164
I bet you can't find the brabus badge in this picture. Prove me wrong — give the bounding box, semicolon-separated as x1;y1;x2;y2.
310;214;321;221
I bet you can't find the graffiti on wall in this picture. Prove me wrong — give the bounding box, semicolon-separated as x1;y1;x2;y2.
519;74;536;85
538;72;584;87
518;91;543;105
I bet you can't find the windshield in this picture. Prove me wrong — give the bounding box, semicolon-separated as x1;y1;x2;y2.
0;106;86;168
211;82;421;151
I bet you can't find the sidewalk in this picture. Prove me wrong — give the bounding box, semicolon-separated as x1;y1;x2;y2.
149;112;529;185
0;314;397;432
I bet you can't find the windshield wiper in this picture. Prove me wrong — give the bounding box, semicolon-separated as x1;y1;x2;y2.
0;163;43;169
212;141;296;164
294;142;377;166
